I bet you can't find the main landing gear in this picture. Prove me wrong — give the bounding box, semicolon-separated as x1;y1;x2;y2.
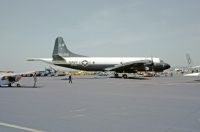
114;73;128;79
122;74;128;79
8;83;12;87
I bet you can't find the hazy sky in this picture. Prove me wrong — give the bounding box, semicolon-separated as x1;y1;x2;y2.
0;0;200;72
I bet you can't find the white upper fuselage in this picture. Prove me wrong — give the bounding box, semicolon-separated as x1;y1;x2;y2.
65;57;161;65
36;57;165;72
42;57;161;65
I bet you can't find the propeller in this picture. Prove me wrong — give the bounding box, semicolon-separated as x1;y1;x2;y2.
144;56;155;73
143;57;154;77
151;56;154;71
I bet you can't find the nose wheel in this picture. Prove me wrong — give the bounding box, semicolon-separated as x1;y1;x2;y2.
16;83;21;87
114;73;119;78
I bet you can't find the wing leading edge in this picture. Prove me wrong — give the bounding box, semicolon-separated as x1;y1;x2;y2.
105;60;152;73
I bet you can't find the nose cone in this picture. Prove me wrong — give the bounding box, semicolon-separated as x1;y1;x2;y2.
164;63;171;69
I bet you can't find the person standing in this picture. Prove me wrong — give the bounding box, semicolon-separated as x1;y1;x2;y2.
69;74;72;84
33;72;37;87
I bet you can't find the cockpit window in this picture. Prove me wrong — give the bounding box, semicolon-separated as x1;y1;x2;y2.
160;60;164;63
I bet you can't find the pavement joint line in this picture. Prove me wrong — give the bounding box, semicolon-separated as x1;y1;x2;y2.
0;122;45;132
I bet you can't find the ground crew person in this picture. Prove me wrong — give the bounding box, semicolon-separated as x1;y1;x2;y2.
69;74;72;84
33;72;37;87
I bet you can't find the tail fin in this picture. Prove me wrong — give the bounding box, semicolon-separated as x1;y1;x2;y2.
186;53;193;68
52;37;85;60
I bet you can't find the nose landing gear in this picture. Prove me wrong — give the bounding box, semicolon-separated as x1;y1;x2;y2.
16;83;21;87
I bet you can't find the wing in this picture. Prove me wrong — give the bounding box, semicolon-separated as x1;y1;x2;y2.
18;71;36;77
0;71;35;82
191;65;200;69
105;60;152;73
184;73;200;77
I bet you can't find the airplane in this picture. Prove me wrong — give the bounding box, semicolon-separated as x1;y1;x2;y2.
184;53;200;77
184;72;200;77
186;53;200;69
0;71;35;87
27;37;170;78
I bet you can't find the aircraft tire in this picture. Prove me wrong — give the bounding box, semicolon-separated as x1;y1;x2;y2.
8;83;12;87
17;84;21;87
114;73;119;78
122;74;128;79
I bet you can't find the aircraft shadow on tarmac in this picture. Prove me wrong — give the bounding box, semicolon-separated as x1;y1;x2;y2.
61;76;109;80
0;85;44;88
110;76;150;80
189;80;200;83
61;76;149;80
184;79;200;83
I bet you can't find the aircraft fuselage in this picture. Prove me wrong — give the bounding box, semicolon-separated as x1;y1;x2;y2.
51;57;170;72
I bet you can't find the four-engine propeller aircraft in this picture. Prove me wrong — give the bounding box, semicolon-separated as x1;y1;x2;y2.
27;37;170;78
0;71;35;87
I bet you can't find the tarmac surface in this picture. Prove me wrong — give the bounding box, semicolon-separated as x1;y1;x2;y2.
0;75;200;132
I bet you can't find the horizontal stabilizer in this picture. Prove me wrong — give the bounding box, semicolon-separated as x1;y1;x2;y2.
27;58;53;65
27;58;43;61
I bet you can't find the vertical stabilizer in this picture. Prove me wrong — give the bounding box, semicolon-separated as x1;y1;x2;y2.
52;37;85;60
186;53;193;68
